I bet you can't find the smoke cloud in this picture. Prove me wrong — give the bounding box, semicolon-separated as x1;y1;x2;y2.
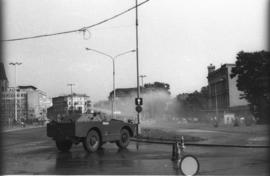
94;90;172;123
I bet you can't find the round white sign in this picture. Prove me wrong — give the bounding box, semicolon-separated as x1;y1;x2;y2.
180;155;199;176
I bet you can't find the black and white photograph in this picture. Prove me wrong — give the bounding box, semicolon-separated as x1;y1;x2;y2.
0;0;269;175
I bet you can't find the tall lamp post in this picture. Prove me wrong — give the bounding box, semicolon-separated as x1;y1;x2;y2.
214;83;218;121
213;78;224;125
9;62;22;122
85;48;135;119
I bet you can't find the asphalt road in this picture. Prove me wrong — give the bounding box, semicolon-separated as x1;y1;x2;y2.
1;127;270;175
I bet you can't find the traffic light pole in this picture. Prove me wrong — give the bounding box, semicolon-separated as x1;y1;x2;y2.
135;0;141;135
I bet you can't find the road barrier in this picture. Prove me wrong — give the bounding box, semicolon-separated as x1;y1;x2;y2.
131;137;270;148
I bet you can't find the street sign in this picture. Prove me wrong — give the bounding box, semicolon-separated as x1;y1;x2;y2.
135;105;142;113
135;98;143;106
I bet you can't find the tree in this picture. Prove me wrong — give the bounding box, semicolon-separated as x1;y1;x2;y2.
175;86;209;120
230;51;270;123
144;82;170;94
183;87;208;113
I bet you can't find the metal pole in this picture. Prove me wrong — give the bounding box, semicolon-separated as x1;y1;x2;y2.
215;83;218;119
9;62;22;122
139;75;146;94
135;0;141;135
15;65;17;122
67;83;75;111
140;75;146;88
112;58;116;119
113;50;136;119
71;85;73;110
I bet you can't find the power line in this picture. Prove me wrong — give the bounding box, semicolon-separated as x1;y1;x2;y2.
2;0;150;42
92;24;134;31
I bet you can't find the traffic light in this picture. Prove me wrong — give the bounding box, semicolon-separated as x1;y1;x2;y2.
135;105;142;113
135;98;143;106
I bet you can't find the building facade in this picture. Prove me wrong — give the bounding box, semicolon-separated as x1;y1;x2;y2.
0;62;8;92
0;62;9;125
1;87;27;123
47;93;91;120
1;85;52;124
207;64;250;118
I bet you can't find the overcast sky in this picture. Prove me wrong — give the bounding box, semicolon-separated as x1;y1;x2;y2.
2;0;268;102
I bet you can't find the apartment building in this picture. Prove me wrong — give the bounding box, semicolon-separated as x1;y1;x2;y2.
47;93;91;120
1;86;51;124
207;64;250;117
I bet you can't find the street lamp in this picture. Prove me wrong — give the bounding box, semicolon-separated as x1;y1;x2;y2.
85;48;135;119
214;83;218;121
9;62;22;122
213;78;225;125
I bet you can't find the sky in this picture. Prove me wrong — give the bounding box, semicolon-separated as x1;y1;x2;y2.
2;0;268;102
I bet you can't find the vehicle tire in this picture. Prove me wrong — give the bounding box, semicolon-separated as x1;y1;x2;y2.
83;130;100;152
56;140;72;152
116;128;130;149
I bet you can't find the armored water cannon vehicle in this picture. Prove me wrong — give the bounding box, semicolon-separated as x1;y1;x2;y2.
47;109;137;152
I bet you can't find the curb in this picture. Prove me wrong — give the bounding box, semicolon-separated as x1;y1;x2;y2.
2;125;45;133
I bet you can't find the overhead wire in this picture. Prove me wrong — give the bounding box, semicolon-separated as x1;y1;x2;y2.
2;0;150;42
91;24;134;31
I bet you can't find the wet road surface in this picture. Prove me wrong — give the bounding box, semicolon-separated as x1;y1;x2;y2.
2;127;270;175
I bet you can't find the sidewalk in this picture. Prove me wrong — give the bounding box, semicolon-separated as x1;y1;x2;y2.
2;124;45;133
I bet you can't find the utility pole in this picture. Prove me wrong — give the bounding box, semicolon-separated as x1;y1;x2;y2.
67;83;75;111
9;62;22;122
140;75;147;88
135;0;141;135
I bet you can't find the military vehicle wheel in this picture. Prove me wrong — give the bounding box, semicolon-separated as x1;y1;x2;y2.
56;140;72;152
84;130;100;152
116;129;130;149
